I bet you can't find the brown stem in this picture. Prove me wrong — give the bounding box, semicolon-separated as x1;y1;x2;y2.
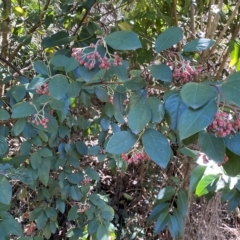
72;1;96;36
9;0;51;62
209;0;240;56
0;55;23;76
190;3;196;39
214;22;240;81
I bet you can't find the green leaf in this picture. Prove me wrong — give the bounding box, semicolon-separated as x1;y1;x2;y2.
88;219;100;234
38;148;52;157
33;61;49;75
48;74;69;100
177;189;188;217
221;77;240;107
106;131;137;154
173;208;185;237
148;64;172;82
142;129;170;168
70;186;82;201
124;76;146;90
30;152;42;169
65;57;79;73
229;40;240;67
148;203;169;222
105;31;141;50
155;27;183;52
85;167;100;181
223;149;240;177
42;31;75;49
164;93;187;131
56;199;65;213
199;131;225;163
183;38;215;52
0;136;8;156
0;109;10;120
36;211;48;229
38;158;51;186
157;186;175;201
67;205;79;221
168;215;179;240
227;190;240;212
128;89;147;109
0;211;22;236
128;103;151;134
195;174;219;197
0;176;12;205
67;82;82;98
12;85;26;102
97;224;109;240
11;102;36;118
180;82;214;109
50;55;69;67
94;87;109;102
101;205;114;221
13;118;26;135
178;100;217;140
154;211;169;234
145;97;165;123
224;133;240;156
189;165;206;193
76;141;88;155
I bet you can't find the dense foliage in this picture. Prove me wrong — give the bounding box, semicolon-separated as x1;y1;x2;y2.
0;0;240;239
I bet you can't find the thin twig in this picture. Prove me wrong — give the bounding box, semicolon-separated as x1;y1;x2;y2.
9;0;51;62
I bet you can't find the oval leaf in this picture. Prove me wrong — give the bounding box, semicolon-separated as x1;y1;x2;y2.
199;131;225;163
142;129;170;168
105;31;141;50
222;78;240;107
180;82;214;109
183;38;215;52
106;131;137;154
178;100;217;140
148;64;172;82
48;74;69;100
155;27;183;52
128;104;151;134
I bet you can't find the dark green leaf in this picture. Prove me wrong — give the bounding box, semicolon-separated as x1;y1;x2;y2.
33;61;49;75
0;176;12;205
94;87;109;102
177;189;188;217
168;215;179;240
38;158;51;186
178;100;217;140
0;109;10;120
48;74;69;100
12;102;36;118
180;82;214;109
106;131;137;154
67;205;79;221
148;64;172;82
0;136;8;156
155;27;183;52
13;118;26;135
76;141;88;155
124;76;146;90
145;97;165;123
128;104;151;134
42;31;75;49
96;224;109;240
224;133;240;156
142;129;170;168
183;38;215;52
154;211;169;234
12;85;26;102
223;149;240;176
30;152;42;169
199;131;225;163
105;31;141;50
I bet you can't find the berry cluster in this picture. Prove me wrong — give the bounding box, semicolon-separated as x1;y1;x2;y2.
166;51;202;85
207;111;240;137
30;102;49;128
72;42;122;71
121;152;150;164
36;83;49;95
81;177;91;185
77;203;90;213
